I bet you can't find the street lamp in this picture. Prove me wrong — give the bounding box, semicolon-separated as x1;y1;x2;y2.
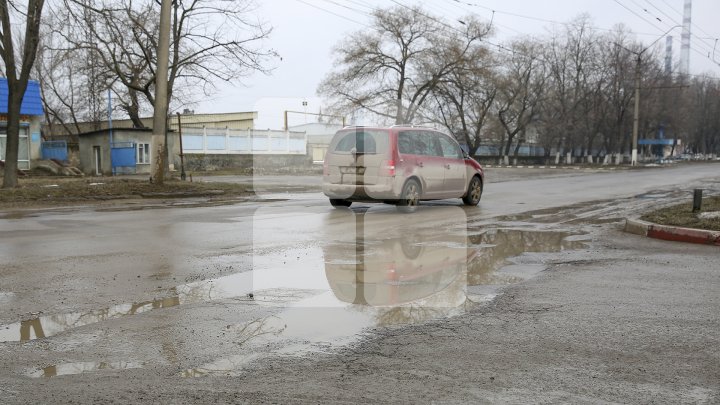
619;25;680;166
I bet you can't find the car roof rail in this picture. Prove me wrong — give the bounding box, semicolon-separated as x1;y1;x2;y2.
342;125;367;129
390;123;436;129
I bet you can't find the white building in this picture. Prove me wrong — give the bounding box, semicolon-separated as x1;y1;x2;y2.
289;122;343;163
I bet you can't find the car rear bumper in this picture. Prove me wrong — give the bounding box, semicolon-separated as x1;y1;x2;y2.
322;182;400;200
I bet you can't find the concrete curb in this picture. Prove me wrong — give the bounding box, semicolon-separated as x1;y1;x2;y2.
624;218;720;246
484;165;620;171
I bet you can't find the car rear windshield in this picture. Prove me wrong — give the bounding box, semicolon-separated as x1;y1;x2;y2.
332;130;388;154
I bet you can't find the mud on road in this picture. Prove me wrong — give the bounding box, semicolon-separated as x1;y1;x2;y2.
0;165;719;403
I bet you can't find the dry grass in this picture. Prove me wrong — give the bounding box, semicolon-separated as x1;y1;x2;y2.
0;177;252;208
641;196;720;231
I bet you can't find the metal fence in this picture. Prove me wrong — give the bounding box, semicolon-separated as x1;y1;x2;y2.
111;142;137;174
41;140;68;162
181;127;307;155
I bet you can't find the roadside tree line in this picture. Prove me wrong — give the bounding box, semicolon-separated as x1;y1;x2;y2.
319;5;720;163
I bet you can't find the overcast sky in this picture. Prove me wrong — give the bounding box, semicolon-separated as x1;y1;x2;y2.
196;0;720;116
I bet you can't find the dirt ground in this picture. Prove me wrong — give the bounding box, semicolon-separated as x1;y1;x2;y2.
0;177;252;209
642;195;720;231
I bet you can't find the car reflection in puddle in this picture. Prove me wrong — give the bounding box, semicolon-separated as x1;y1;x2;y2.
322;205;472;327
5;204;588;378
181;205;474;377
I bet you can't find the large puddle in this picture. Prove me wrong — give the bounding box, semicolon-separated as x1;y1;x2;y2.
3;205;588;378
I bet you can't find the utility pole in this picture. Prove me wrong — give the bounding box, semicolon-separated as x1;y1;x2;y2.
151;0;172;185
621;25;681;166
631;53;641;166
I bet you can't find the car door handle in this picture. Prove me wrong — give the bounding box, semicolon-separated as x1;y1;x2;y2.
417;161;424;167
444;164;451;169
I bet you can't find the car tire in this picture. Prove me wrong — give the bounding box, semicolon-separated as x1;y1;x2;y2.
462;176;483;206
396;179;420;213
329;199;352;208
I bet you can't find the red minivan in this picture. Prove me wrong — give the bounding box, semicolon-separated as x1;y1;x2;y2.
322;126;484;211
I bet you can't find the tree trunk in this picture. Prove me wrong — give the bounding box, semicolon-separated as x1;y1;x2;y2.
2;91;25;188
503;134;515;158
0;0;45;188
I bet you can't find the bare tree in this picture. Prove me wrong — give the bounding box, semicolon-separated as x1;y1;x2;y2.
686;78;720;155
595;29;636;159
319;6;490;125
430;31;496;155
495;39;546;164
0;0;45;188
539;16;600;163
44;0;274;128
35;5;108;136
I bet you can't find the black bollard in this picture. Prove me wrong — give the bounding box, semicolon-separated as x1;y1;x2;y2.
693;189;703;213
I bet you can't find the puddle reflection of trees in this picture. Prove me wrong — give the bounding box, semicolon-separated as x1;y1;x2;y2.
180;316;286;378
28;360;145;378
6;293;183;343
27;316;287;378
4;273;238;343
362;264;470;327
467;229;587;286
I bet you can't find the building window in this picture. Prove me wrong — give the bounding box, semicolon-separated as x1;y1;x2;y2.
137;143;150;164
0;125;30;170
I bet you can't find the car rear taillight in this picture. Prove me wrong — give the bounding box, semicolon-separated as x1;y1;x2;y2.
380;160;396;176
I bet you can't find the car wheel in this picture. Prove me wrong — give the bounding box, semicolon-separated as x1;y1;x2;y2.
462;176;483;206
329;199;352;208
397;179;420;213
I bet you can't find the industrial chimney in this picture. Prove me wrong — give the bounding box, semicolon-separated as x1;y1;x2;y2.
665;36;673;74
679;0;692;75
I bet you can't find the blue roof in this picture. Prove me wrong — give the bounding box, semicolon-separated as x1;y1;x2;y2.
0;78;44;116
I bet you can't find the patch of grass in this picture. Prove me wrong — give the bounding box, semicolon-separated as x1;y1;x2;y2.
0;177;252;208
641;196;720;231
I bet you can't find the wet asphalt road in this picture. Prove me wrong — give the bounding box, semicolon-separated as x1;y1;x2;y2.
0;163;719;403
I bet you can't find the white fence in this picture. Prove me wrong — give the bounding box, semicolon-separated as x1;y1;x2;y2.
181;127;307;155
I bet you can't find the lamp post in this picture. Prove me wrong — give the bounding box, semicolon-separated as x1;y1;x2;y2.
620;25;680;166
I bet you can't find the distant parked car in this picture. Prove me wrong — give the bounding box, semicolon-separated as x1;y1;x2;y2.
322;126;484;211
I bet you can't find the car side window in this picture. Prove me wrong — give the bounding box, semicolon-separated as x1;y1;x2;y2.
423;131;444;157
399;131;444;156
437;135;464;159
399;131;427;155
398;131;416;154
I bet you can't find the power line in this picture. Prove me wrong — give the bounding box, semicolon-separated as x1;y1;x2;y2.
294;0;371;28
319;0;373;19
613;0;719;70
389;0;551;66
298;0;720;75
657;0;718;42
613;0;667;33
432;0;523;37
445;0;671;38
628;0;717;55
